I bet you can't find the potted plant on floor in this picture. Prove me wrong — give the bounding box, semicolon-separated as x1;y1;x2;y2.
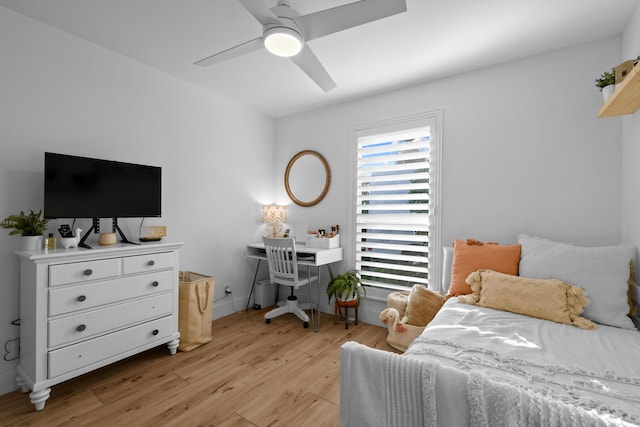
327;270;365;303
0;209;49;250
327;270;366;328
595;68;616;102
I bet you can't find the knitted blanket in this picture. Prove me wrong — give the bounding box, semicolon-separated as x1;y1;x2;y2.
340;341;639;426
340;341;467;426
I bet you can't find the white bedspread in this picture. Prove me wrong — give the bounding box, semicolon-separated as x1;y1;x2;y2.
404;299;640;425
340;299;640;426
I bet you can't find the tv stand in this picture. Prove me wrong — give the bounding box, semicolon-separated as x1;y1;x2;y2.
113;218;139;246
78;218;139;249
78;218;99;249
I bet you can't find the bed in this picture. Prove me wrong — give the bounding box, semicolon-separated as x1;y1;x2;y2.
340;236;640;426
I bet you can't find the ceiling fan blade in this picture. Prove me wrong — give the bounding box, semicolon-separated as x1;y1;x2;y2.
194;38;263;66
238;0;281;26
290;45;337;92
295;0;407;41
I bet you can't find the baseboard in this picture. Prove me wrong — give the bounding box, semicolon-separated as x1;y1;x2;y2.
0;364;18;396
358;298;387;325
212;298;243;320
211;292;388;327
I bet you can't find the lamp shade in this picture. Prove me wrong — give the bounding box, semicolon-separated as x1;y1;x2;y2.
263;26;303;57
263;205;286;224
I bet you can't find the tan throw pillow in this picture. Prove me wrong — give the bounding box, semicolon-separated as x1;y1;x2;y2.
401;284;445;326
459;269;596;330
447;239;521;297
629;261;637;317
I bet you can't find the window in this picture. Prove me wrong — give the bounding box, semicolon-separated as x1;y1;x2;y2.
349;112;442;292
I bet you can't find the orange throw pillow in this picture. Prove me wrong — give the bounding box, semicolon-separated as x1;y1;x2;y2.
447;239;521;296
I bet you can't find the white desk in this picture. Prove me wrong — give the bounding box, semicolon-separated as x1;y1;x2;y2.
247;242;342;268
246;242;343;331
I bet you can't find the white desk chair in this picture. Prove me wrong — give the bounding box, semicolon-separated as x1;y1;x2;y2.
262;236;318;329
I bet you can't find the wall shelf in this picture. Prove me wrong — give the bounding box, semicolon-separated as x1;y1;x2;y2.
599;63;640;118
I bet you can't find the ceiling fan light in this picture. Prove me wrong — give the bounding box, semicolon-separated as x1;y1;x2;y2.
264;26;303;57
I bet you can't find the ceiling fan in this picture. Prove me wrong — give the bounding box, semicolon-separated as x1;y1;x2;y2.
194;0;407;92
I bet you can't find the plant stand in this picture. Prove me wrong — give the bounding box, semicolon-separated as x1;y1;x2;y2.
334;299;359;329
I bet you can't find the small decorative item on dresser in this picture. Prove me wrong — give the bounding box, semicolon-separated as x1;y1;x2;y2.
0;209;49;251
140;225;167;242
99;232;117;246
44;233;56;250
60;227;82;249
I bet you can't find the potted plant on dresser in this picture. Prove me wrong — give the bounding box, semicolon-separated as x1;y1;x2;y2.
0;209;49;250
327;270;366;328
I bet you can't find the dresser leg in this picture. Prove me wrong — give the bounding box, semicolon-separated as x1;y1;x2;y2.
167;338;179;355
30;388;51;411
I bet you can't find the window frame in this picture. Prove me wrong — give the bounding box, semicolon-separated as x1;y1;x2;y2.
348;110;443;293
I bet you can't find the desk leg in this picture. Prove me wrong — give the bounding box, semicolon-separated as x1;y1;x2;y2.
327;264;335;280
246;259;262;312
313;263;335;332
314;265;321;332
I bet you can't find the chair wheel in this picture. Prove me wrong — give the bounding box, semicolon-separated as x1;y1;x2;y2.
266;318;271;324
303;322;309;328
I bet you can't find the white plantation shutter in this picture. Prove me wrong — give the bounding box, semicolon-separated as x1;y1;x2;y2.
356;127;432;289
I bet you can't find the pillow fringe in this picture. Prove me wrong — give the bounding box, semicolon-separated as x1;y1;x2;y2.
566;286;597;329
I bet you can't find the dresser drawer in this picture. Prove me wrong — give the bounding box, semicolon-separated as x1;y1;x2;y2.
49;270;174;317
48;293;173;348
48;316;174;378
49;258;121;287
123;251;174;275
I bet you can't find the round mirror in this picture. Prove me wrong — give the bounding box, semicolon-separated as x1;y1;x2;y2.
285;150;331;207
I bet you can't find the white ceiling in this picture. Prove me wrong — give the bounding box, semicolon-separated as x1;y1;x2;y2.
1;0;639;117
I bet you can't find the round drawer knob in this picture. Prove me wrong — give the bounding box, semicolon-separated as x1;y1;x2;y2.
77;295;87;302
152;329;159;336
147;260;155;266
151;281;159;287
76;324;87;332
83;269;93;276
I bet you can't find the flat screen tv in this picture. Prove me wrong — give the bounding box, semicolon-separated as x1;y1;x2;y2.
44;152;161;220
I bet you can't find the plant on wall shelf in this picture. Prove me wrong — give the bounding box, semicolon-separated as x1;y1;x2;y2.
595;69;615;91
326;270;366;303
0;209;49;236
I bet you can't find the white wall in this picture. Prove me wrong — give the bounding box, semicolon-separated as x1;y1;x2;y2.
0;7;276;394
621;5;640;323
276;36;624;324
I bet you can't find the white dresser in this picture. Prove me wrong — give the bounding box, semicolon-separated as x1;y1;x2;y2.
15;241;183;411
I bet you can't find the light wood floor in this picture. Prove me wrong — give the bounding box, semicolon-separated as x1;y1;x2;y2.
0;308;395;426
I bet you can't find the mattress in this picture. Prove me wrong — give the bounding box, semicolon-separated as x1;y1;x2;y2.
403;298;640;425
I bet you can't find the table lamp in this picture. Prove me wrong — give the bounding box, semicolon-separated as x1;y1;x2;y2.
263;205;286;238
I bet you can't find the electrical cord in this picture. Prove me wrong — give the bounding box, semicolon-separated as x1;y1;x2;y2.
213;289;243;314
4;338;19;362
4;318;20;361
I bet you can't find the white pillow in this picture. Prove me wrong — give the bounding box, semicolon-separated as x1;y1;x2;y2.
442;246;454;294
518;234;635;329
